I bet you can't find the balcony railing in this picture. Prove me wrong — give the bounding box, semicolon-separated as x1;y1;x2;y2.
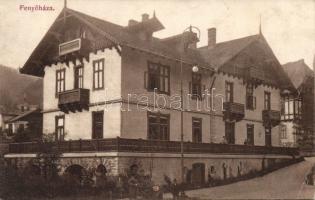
8;138;299;156
262;110;281;127
58;88;90;113
223;102;245;121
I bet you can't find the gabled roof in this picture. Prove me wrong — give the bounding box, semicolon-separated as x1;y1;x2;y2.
21;8;212;76
198;34;260;69
198;34;294;89
6;109;41;123
68;9;207;66
282;59;314;89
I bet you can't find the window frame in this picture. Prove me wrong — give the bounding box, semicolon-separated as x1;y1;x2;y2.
246;84;256;110
281;96;302;121
191;73;202;100
192;117;202;143
55;115;65;141
93;58;105;90
225;81;234;103
147;112;170;141
146;61;170;95
74;65;84;89
264;91;271;110
55;68;66;97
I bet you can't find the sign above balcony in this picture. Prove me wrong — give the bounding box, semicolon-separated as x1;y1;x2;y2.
59;38;82;56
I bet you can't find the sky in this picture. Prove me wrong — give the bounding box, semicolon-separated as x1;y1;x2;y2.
0;0;314;70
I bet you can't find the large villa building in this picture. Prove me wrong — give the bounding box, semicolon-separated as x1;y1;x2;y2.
5;7;301;185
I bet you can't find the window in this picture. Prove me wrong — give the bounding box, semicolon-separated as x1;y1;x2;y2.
74;65;84;89
192;118;202;143
55;115;65;141
264;91;271;110
93;59;104;90
146;62;170;94
280;125;287;139
56;69;66;95
225;122;235;144
148;112;169;140
281;96;301;121
225;82;234;102
246;124;254;145
190;73;202;99
246;84;256;110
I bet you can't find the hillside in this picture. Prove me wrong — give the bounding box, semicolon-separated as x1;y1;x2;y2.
0;65;43;112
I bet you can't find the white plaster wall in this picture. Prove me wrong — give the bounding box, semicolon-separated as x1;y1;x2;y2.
42;47;121;140
43;48;121;111
43;104;121;140
121;103;211;143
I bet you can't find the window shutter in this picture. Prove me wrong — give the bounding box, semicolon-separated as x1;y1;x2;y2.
254;96;257;110
202;85;206;100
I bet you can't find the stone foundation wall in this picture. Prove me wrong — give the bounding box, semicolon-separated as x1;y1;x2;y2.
4;153;295;185
117;155;292;184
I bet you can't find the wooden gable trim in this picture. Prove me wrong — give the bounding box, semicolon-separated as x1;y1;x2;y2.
66;9;119;45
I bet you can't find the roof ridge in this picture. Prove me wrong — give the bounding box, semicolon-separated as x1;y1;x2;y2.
198;34;260;50
66;8;124;29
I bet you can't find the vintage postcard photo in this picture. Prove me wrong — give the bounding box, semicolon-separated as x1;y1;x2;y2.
0;0;314;199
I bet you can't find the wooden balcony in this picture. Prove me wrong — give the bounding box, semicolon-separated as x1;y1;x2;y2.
223;102;245;122
58;88;90;113
8;138;299;156
262;110;281;127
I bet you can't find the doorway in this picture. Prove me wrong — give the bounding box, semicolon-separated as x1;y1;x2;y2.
92;111;104;139
191;163;205;186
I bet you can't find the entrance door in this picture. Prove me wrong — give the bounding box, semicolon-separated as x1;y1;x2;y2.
265;127;271;146
92;111;104;139
246;124;254;145
191;163;205;186
225;122;235;144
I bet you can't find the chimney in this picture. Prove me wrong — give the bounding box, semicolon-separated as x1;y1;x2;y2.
128;19;138;26
142;13;149;22
208;28;216;47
